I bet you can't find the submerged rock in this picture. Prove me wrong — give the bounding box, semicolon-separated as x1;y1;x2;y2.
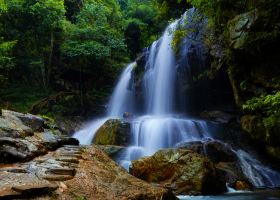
130;148;227;195
94;119;130;146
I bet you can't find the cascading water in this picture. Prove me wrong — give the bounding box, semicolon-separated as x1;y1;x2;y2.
73;8;280;189
144;21;178;114
236;150;280;188
107;62;135;117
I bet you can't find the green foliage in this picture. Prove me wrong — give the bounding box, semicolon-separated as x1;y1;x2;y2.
243;91;280;129
0;39;16;70
61;1;126;63
243;91;280;115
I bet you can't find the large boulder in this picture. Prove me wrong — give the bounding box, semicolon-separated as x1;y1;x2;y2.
0;111;33;138
130;148;227;195
94;119;130;146
1;110;45;132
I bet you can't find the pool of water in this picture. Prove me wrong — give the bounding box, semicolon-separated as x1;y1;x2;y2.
178;190;280;200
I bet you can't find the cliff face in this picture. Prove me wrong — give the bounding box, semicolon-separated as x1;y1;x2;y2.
209;1;280;160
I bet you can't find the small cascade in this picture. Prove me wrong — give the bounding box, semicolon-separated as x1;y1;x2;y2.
236;150;280;188
107;62;135;117
73;117;109;145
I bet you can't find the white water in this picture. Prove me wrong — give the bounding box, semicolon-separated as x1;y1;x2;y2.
118;115;211;169
107;62;135;117
72;117;109;145
236;150;280;188
73;9;280;189
143;21;178;114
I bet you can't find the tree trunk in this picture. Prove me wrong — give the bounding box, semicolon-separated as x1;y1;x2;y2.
47;31;54;87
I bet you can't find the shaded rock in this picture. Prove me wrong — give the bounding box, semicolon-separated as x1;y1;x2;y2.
200;110;237;123
94;119;130;145
228;9;259;50
0;137;47;163
130;148;226;195
177;140;238;163
215;162;252;190
234;180;251;190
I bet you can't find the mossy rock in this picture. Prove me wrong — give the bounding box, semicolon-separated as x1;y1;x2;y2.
93;119;130;146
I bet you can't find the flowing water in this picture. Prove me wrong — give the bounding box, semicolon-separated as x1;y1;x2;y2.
73;8;280;190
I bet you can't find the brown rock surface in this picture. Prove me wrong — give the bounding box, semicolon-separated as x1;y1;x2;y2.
130;148;227;195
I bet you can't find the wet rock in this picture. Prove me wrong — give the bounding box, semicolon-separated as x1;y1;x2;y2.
94;119;130;146
234;180;251;190
215;162;252;190
130;148;227;195
177;140;238;163
200;110;237;123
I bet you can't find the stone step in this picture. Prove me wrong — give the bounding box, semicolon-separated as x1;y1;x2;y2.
0;168;27;173
45;168;76;176
59;153;83;159
56;157;79;163
42;174;74;181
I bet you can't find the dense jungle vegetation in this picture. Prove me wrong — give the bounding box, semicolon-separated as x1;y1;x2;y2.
0;0;189;117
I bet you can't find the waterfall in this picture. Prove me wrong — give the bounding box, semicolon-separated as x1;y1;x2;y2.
143;21;178;115
73;63;135;144
107;62;135;117
73;8;280;189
